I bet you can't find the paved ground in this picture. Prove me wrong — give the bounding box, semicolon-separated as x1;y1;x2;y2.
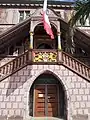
30;117;64;120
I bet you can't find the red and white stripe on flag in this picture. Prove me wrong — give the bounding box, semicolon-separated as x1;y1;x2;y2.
42;0;54;39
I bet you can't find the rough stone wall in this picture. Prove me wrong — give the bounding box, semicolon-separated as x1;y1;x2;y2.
0;8;18;24
0;64;90;120
0;7;90;34
0;8;74;33
0;8;18;33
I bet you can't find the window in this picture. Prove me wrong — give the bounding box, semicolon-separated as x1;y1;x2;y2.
19;10;30;22
25;11;30;19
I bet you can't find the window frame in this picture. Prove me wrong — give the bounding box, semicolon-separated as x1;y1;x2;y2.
18;10;30;22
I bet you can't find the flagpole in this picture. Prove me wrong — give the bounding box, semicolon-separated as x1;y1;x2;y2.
43;0;47;12
42;0;54;39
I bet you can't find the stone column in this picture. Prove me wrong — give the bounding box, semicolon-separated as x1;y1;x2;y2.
29;31;34;49
57;21;62;50
57;32;62;50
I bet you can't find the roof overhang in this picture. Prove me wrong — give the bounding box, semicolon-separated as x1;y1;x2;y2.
0;0;74;9
0;0;74;4
0;14;90;54
0;17;30;53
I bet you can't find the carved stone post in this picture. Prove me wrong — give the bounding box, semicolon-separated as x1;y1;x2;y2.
57;32;62;50
57;21;62;50
29;31;34;49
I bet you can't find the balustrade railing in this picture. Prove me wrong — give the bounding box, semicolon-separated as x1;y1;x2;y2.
0;49;90;81
61;51;90;80
0;50;32;81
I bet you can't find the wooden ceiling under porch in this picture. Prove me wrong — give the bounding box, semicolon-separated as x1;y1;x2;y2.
0;15;90;55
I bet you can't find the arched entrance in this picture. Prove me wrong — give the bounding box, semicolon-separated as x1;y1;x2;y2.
34;23;58;49
29;73;66;119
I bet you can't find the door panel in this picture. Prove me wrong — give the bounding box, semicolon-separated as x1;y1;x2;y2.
48;103;58;107
47;85;58;117
34;85;45;117
34;85;58;117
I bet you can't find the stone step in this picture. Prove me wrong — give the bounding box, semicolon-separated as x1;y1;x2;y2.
30;117;64;120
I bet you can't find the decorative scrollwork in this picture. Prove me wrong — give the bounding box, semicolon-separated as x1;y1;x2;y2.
33;51;57;62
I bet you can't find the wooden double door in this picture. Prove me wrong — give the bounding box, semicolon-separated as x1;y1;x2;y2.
34;84;59;117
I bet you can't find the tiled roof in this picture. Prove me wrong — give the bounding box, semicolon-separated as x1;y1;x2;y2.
0;0;74;8
0;0;74;4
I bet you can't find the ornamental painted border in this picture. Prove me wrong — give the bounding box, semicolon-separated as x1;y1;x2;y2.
33;51;57;62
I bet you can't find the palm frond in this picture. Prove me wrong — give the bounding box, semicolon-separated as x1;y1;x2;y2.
69;0;90;27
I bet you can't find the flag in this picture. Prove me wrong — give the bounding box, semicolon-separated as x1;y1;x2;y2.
42;0;54;39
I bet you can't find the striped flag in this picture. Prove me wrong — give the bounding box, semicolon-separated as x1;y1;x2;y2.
42;0;54;39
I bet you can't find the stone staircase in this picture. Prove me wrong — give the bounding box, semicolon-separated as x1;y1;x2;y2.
30;117;64;120
0;50;32;81
0;49;90;82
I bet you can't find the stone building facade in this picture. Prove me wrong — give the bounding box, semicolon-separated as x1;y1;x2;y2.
0;1;90;120
0;64;90;120
0;8;73;33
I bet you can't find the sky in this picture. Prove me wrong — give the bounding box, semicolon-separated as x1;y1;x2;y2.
0;0;76;4
35;0;75;1
44;0;75;1
55;0;74;2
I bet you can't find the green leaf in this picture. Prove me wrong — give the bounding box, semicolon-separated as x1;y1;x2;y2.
68;0;90;27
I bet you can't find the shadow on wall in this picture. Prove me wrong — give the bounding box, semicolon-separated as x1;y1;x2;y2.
6;65;32;97
0;115;23;120
72;114;88;120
